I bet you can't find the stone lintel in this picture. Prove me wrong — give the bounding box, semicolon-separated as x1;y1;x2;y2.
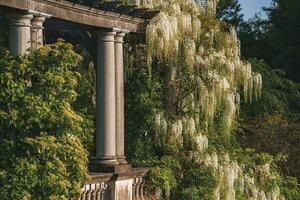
0;0;146;33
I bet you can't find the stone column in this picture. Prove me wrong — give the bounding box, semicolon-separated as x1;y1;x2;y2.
7;13;33;56
31;16;45;49
95;30;118;166
115;32;127;165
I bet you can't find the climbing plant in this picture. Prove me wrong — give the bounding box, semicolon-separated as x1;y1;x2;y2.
123;0;300;199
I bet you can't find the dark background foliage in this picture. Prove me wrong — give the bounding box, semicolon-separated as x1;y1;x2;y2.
217;0;300;181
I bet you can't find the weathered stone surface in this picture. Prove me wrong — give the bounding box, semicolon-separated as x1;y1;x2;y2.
110;179;133;200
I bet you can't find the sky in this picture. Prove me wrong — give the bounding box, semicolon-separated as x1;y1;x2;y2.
239;0;272;20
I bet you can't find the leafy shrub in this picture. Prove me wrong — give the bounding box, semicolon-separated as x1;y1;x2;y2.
179;163;216;200
0;40;88;199
0;135;87;200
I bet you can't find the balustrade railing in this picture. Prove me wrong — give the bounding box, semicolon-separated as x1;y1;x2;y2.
79;173;112;200
80;182;108;200
80;168;150;200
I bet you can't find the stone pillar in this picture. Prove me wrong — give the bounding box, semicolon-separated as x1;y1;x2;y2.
95;30;119;166
7;13;33;56
115;32;127;165
31;16;45;49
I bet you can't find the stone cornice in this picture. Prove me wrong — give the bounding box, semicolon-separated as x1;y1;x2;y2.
0;0;147;33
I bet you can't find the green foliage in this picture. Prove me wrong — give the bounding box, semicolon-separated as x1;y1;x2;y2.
0;135;87;200
238;59;300;181
264;0;300;82
217;0;244;27
124;44;164;162
280;176;300;200
124;8;300;199
0;41;83;137
73;54;96;154
179;162;216;200
0;40;89;199
239;0;300;82
147;156;180;191
245;59;299;115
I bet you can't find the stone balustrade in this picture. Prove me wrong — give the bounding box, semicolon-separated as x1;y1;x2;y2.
80;168;150;200
80;173;111;200
80;182;108;200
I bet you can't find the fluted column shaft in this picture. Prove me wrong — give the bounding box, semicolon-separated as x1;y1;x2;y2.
7;13;33;56
115;32;127;164
31;16;45;49
96;31;118;165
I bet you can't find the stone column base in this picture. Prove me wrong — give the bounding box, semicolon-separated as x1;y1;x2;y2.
89;157;131;173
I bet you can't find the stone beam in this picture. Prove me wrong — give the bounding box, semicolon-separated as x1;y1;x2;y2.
0;0;146;33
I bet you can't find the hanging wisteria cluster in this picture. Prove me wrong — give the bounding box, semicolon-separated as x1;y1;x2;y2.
143;0;262;133
125;0;283;199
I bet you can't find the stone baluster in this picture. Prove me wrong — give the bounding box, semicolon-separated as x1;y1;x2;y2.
132;178;138;200
7;13;33;56
100;182;108;200
89;183;96;200
137;177;143;200
139;177;145;200
96;183;102;200
81;188;88;200
91;184;98;200
96;187;101;200
86;189;92;200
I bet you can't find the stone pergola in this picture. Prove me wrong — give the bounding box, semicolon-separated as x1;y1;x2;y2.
0;0;155;199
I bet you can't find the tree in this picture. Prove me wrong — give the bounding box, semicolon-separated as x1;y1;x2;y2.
216;0;244;28
238;59;300;180
239;0;300;82
264;0;300;82
238;15;270;61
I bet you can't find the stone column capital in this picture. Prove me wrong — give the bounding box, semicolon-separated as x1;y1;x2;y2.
7;13;33;27
115;32;126;43
96;31;116;42
31;16;46;29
